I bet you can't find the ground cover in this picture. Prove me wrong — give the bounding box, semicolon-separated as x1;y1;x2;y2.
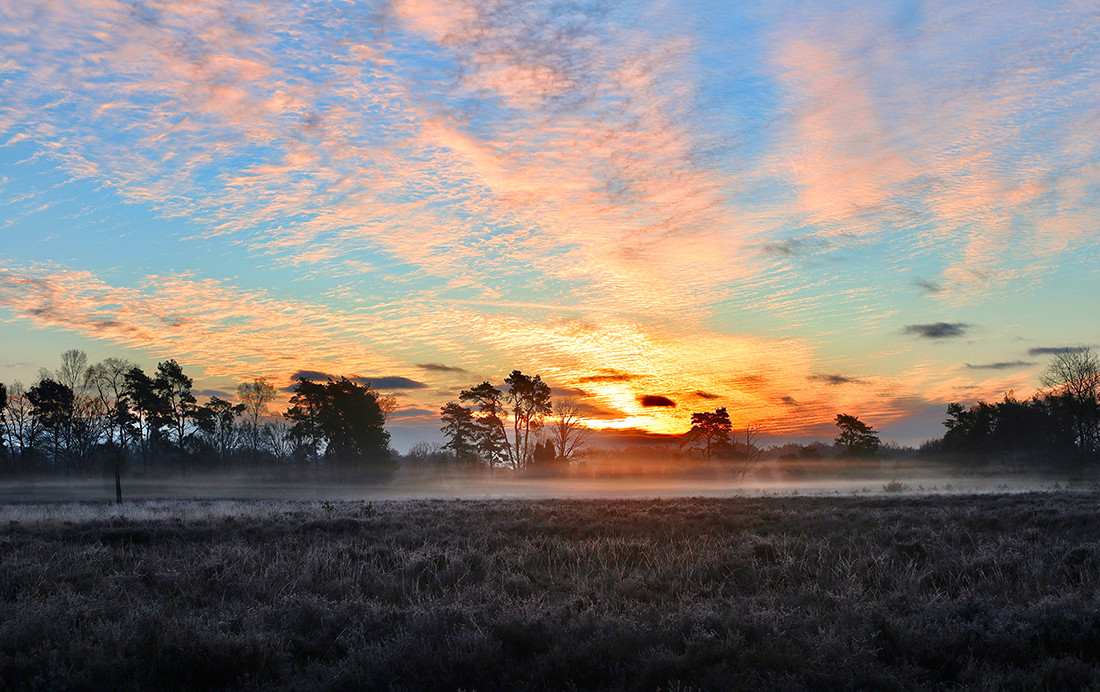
2;492;1100;691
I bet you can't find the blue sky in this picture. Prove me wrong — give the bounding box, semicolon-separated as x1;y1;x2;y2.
1;0;1098;450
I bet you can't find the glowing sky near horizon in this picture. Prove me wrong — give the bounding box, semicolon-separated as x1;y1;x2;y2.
1;0;1098;449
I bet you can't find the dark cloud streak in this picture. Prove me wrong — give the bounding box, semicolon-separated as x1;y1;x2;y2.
965;361;1035;370
808;374;865;385
903;322;970;339
914;277;942;293
415;363;469;373
1028;346;1089;356
362;376;429;390
579;370;640;383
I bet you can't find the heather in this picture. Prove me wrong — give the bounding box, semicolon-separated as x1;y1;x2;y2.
3;492;1100;691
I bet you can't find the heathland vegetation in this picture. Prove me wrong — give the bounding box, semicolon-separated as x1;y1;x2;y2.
4;492;1100;690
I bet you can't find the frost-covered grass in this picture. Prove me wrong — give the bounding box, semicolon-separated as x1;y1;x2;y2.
0;498;298;525
3;493;1100;691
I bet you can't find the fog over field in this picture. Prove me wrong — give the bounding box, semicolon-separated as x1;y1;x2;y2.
0;466;1083;504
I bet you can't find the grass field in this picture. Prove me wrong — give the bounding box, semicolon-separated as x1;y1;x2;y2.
3;492;1100;691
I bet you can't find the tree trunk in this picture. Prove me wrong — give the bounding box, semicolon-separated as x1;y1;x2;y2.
114;447;123;504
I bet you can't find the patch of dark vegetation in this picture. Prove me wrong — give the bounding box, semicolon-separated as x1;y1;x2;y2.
3;493;1100;690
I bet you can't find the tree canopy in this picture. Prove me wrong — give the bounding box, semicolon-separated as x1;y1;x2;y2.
284;377;392;475
681;407;732;460
834;414;880;458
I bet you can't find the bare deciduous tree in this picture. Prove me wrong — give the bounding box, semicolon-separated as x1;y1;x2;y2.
549;398;592;464
1040;347;1100;468
89;357;135;502
3;381;42;467
731;422;765;482
238;378;276;457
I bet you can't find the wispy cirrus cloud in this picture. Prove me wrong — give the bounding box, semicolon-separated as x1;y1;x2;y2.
0;0;741;327
755;0;1100;299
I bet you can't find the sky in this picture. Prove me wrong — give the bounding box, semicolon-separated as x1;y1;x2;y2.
1;0;1098;452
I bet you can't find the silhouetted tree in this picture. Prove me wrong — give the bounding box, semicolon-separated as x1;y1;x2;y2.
505;370;552;469
155;360;198;454
926;393;1075;473
549;398;592;465
729;422;764;481
285;378;326;464
528;438;560;474
319;378;391;470
27;378;75;473
440;402;479;466
942;401;996;462
681;407;732;460
1040;347;1100;471
123;366;166;473
39;350;104;474
89;358;134;501
0;381;41;471
89;358;134;450
237;378;276;460
459;382;511;467
195;396;245;469
834;414;880;458
285;377;392;477
0;382;6;466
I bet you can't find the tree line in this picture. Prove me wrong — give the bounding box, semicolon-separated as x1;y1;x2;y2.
0;350;394;490
4;346;1095;486
918;347;1100;476
438;370;592;472
437;370;770;476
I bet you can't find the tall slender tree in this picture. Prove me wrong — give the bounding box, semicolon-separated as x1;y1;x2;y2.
155;360;198;468
89;358;134;501
27;379;75;473
504;371;551;469
0;382;7;466
195;396;245;469
285;378;327;464
123;366;165;473
440;402;479;466
459;382;511;467
0;382;41;470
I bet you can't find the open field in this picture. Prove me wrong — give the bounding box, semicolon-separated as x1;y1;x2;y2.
3;493;1100;691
